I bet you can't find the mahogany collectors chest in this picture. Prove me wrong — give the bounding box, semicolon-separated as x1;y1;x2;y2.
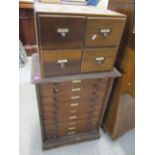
31;1;126;149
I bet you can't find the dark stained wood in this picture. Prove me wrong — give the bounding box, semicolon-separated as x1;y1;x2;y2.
35;85;46;143
104;45;135;140
37;14;86;50
43;130;100;149
31;53;121;149
41;49;82;77
38;78;108;92
98;78;114;127
44;119;98;139
19;2;37;56
41;102;103;117
32;2;124;149
38;82;107;97
42;116;98;127
85;17;126;48
19;1;33;9
31;54;121;84
120;45;135;97
34;1;126;18
102;0;135;139
36;84;101;149
42;110;100;123
40;92;104;104
108;0;135;69
81;48;118;73
114;0;134;4
34;6;126;77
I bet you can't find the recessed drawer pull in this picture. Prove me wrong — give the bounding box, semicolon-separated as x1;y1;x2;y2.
57;28;69;37
69;116;77;119
57;59;68;68
72;80;81;83
95;57;105;64
68;127;76;130
71;88;81;92
70;103;79;107
68;131;75;135
71;96;80;100
69;122;76;125
70;110;77;113
99;28;111;37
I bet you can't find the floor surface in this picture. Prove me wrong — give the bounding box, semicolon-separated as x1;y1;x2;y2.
19;57;135;155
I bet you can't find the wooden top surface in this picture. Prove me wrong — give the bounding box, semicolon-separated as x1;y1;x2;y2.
20;0;33;3
31;54;121;84
34;0;125;17
19;0;34;9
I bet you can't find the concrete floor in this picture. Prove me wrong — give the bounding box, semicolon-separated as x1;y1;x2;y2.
19;57;135;155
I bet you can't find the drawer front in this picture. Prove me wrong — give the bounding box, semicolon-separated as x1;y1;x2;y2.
38;78;109;97
36;77;111;140
38;15;86;50
42;111;100;123
40;96;104;107
39;84;107;98
81;48;117;72
44;117;99;139
42;102;103;119
40;90;105;103
42;103;102;119
85;17;125;47
38;78;109;90
41;100;100;114
41;49;82;77
41;98;103;125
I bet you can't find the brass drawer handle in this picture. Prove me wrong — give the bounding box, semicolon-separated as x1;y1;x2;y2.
57;59;68;68
57;28;69;37
72;80;81;83
68;131;75;135
69;116;77;119
70;103;79;107
68;127;76;130
71;96;80;100
69;122;76;125
95;57;105;64
70;110;77;113
71;88;81;92
99;28;111;37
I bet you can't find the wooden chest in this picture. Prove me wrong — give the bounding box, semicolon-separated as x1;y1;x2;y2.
102;0;135;140
34;3;126;77
31;54;121;149
32;2;125;150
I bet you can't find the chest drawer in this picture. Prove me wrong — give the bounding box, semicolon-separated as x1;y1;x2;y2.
39;83;107;98
40;90;105;103
44;117;98;139
85;17;125;47
38;78;109;90
41;98;103;125
41;96;104;107
81;48;117;72
38;78;109;97
42;109;100;123
38;14;86;50
41;49;82;77
42;102;103;118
